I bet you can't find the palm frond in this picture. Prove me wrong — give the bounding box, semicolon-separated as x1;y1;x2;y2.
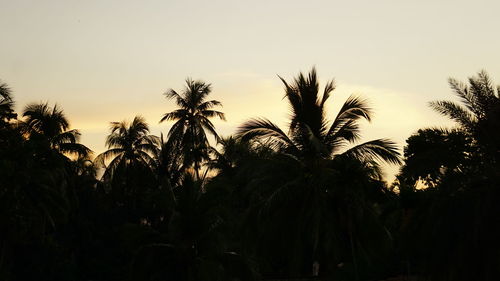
468;70;497;116
21;102;78;146
325;95;371;150
0;82;15;119
52;129;80;144
0;82;12;101
135;150;159;170
279;68;327;137
448;78;479;116
198;100;223;111
99;153;124;182
429;100;476;129
135;142;160;156
278;74;302;122
320;79;336;108
94;148;125;167
237;118;295;148
199;116;221;141
302;123;328;156
185;78;212;107
139;134;161;146
106;131;128;149
330;95;372;127
340;138;402;165
164;89;189;108
109;120;131;137
23;102;50;133
200;110;226;121
160;109;189;123
51;104;70;131
166;119;186;140
131;115;149;133
324;119;361;154
58;142;93;158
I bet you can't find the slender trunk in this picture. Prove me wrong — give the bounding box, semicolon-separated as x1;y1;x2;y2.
194;162;200;182
312;261;320;277
349;225;359;281
190;123;200;181
0;239;6;277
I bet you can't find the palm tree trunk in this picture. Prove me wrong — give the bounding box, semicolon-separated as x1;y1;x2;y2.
194;162;200;182
0;239;6;277
190;125;201;181
312;260;320;276
349;223;360;281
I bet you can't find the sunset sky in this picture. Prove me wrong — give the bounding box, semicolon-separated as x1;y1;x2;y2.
2;0;500;180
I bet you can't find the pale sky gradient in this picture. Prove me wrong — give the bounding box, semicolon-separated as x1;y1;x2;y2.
2;0;500;181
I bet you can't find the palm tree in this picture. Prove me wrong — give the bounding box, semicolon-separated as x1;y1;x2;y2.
0;82;16;124
130;173;259;281
237;68;401;278
397;70;500;191
238;67;400;166
21;102;91;157
396;71;500;281
95;116;160;184
160;78;225;180
430;70;500;162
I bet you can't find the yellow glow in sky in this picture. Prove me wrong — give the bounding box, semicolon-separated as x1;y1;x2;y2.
2;0;499;181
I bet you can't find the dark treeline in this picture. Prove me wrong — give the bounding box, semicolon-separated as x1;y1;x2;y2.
0;68;499;281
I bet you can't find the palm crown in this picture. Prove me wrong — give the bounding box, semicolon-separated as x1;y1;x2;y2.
238;68;401;166
430;70;500;157
21;102;91;157
0;82;16;123
160;78;225;178
95;116;160;182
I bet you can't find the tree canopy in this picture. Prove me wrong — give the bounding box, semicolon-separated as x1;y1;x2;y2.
1;69;499;281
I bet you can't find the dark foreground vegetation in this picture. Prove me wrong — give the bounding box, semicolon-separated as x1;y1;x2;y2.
1;68;499;281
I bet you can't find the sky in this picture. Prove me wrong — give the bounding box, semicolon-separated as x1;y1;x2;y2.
2;0;500;181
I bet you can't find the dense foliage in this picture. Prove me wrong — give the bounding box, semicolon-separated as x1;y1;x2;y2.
0;69;498;281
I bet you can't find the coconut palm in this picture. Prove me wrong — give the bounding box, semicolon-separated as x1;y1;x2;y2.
236;68;401;278
95;116;160;184
238;67;400;166
130;173;259;281
0;82;16;124
21;102;91;157
160;78;225;180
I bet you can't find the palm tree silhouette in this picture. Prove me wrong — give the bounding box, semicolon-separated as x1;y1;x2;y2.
237;68;400;278
430;70;500;161
160;78;225;180
399;71;500;188
238;67;400;165
0;82;16;124
95;116;160;184
21;102;91;157
396;71;500;281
